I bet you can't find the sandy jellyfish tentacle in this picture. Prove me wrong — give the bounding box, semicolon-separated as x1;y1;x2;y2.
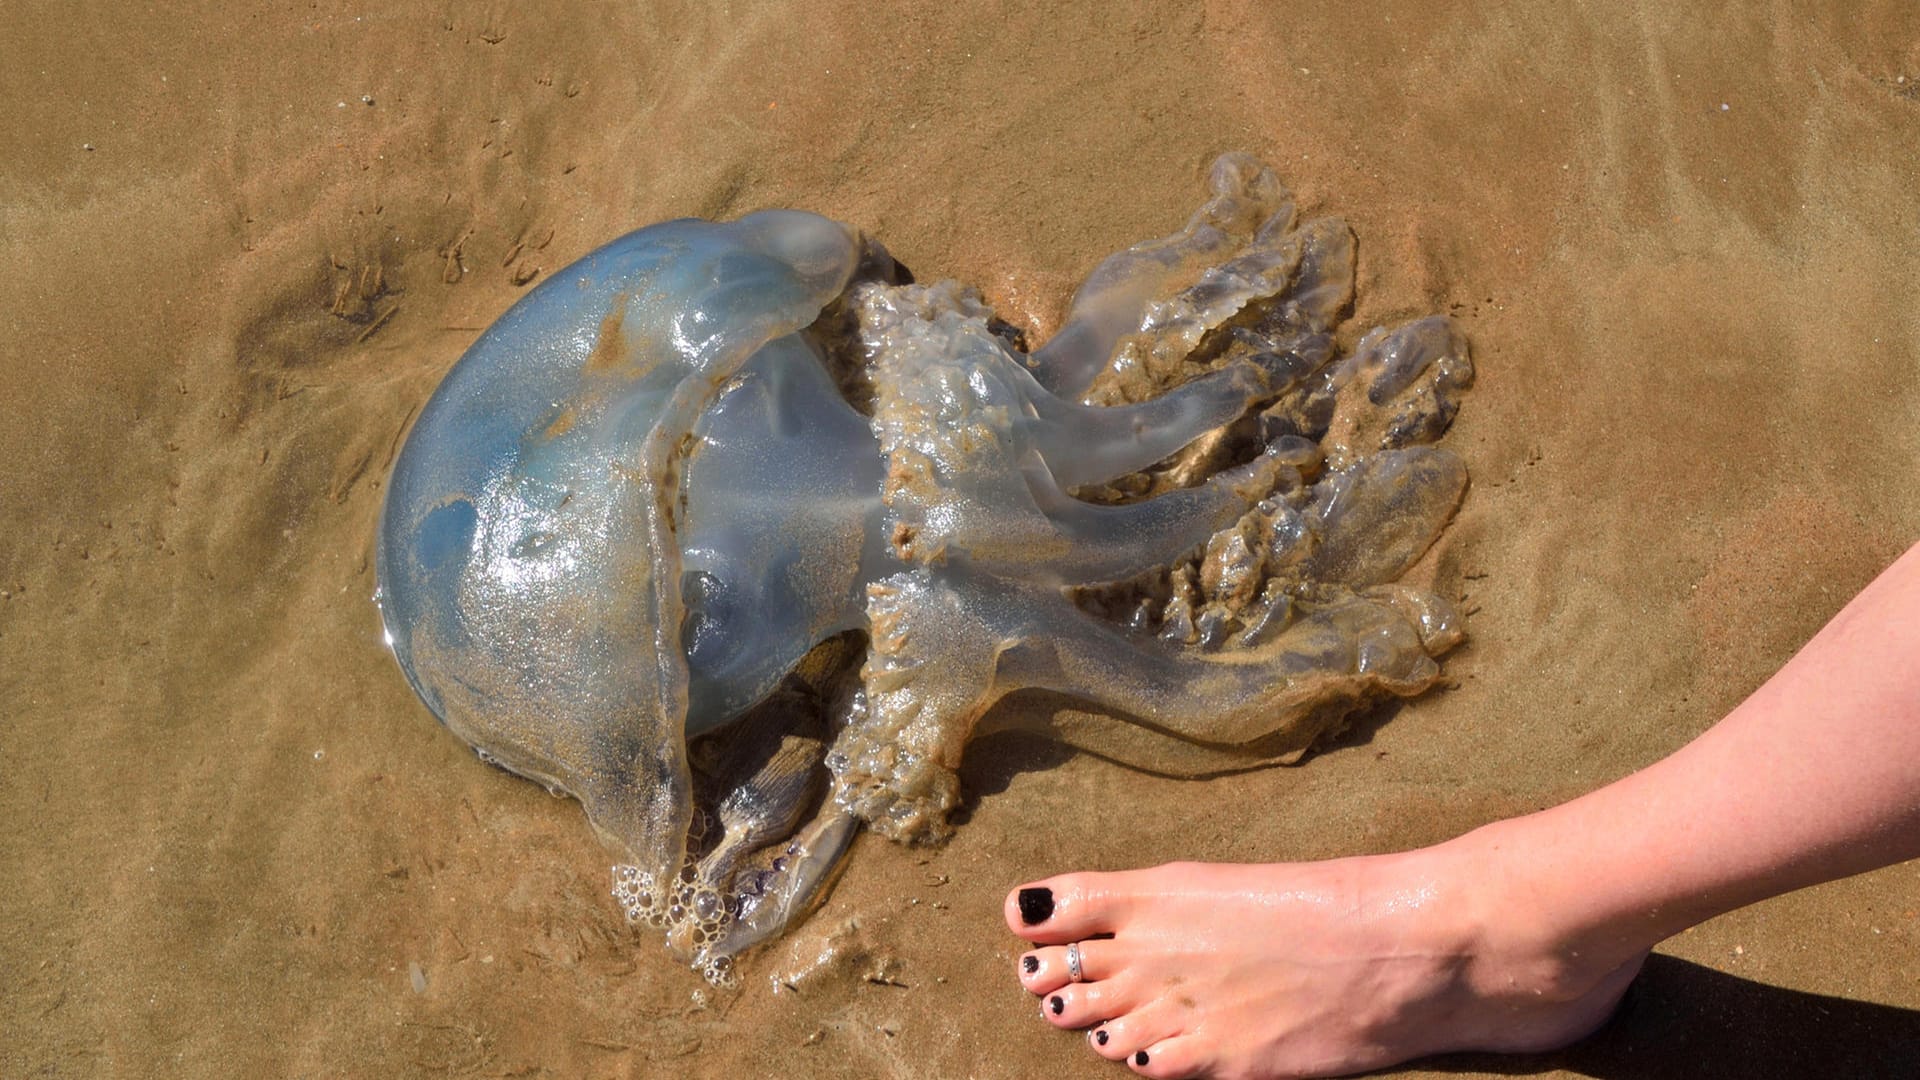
1019;360;1282;489
1029;153;1294;398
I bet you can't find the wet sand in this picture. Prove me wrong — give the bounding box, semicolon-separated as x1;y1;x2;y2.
5;2;1919;1076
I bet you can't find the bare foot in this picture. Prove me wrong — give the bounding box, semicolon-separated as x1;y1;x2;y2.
1003;848;1644;1079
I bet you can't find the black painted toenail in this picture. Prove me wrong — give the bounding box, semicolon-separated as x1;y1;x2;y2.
1022;955;1038;974
1095;1030;1109;1046
1135;1050;1150;1066
1018;887;1053;924
1049;995;1064;1015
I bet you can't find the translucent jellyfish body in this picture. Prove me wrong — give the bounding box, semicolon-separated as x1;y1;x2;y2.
376;155;1474;982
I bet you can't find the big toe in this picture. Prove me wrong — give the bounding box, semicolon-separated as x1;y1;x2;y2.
1006;871;1134;944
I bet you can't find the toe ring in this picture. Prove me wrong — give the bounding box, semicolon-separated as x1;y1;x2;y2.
1066;941;1085;983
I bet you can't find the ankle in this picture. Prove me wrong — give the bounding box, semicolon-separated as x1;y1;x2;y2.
1429;822;1648;1004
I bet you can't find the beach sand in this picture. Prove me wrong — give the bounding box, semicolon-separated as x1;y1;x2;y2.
4;2;1918;1076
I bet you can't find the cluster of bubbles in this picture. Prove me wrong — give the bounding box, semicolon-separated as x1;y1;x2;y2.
611;860;742;986
611;863;661;925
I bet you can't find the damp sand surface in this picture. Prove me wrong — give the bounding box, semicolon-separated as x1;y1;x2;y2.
5;3;1920;1076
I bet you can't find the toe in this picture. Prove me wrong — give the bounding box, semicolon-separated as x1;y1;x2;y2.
1005;871;1130;943
1098;999;1187;1062
1087;1022;1131;1062
1040;974;1149;1030
1018;939;1118;995
1129;1035;1210;1079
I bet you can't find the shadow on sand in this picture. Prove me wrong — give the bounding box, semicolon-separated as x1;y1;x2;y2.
1432;953;1920;1079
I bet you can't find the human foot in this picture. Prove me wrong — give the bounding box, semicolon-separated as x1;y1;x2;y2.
1004;851;1644;1079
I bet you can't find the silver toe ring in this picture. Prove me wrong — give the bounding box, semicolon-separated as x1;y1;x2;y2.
1066;940;1085;983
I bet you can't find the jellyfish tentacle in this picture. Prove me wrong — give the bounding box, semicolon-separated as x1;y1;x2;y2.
1005;447;1289;584
1263;215;1357;338
679;636;867;971
1030;153;1295;398
699;810;860;968
863;280;1294;586
676;682;828;908
1298;446;1469;589
830;563;1461;849
1320;316;1476;466
829;570;1009;842
996;584;1460;753
1021;359;1279;489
